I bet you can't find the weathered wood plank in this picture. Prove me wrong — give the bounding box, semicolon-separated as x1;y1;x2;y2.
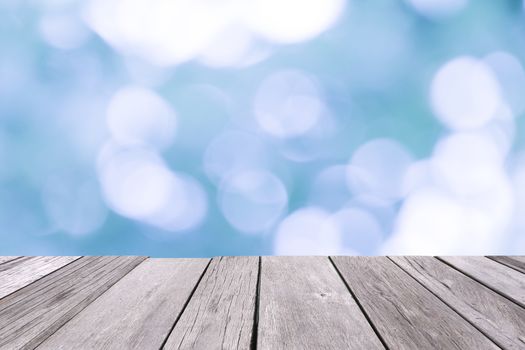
0;256;32;273
488;256;525;275
439;256;525;308
38;258;209;350
391;256;525;349
164;256;258;350
257;256;384;350
0;256;145;350
332;256;498;350
0;257;20;265
0;256;80;299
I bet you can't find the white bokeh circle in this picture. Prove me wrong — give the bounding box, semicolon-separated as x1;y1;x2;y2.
219;170;288;234
254;70;324;138
274;207;342;255
430;56;502;130
107;85;177;150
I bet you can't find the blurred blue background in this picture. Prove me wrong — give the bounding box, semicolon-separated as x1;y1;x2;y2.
1;0;525;257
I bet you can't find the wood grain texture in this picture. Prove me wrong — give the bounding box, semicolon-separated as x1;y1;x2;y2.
257;256;384;350
1;255;524;349
488;256;525;274
0;257;19;265
440;256;525;308
38;258;209;350
391;256;525;350
0;256;144;350
332;256;498;350
164;256;258;350
0;256;80;299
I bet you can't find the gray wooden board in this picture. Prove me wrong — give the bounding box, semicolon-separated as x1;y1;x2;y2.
0;256;32;273
440;256;525;308
391;256;525;349
0;257;19;265
332;256;499;350
488;256;525;275
164;256;258;350
38;258;210;350
0;256;145;350
257;256;384;350
0;256;80;299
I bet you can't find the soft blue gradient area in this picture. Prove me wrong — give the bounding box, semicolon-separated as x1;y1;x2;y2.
1;0;525;257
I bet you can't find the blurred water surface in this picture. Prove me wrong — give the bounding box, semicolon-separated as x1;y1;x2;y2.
1;0;525;256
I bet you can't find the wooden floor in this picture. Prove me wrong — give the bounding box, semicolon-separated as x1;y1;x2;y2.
0;256;524;349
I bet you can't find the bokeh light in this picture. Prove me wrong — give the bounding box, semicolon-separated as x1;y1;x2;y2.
485;51;525;115
203;131;270;183
331;207;383;255
254;70;325;139
274;208;342;255
346;138;414;201
84;0;345;67
219;170;288;234
431;131;507;195
430;56;503;131
309;165;351;211
39;13;90;50
107;85;177;150
97;144;207;232
242;0;345;43
1;0;525;256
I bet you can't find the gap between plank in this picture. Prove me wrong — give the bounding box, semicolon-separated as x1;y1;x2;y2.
328;257;390;350
387;257;504;350
1;256;119;310
0;257;23;267
435;256;525;310
486;256;525;275
158;258;213;350
0;256;83;302
27;256;148;349
250;256;262;350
